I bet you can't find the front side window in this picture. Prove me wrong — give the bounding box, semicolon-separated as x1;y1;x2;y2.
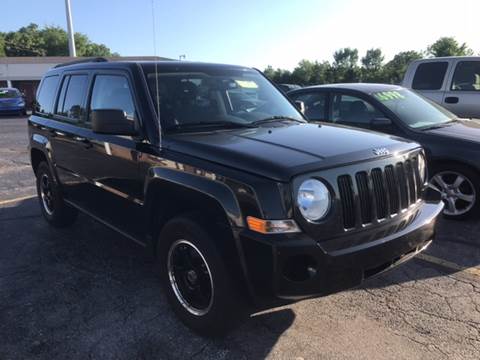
290;92;327;120
89;75;136;120
373;89;456;129
142;65;303;131
412;62;448;90
35;76;59;115
56;74;88;121
451;61;480;91
331;94;383;125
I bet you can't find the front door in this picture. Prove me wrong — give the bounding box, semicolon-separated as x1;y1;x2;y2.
72;72;145;240
442;60;480;118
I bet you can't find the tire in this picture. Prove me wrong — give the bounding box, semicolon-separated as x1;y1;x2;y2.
429;163;480;220
157;216;247;336
36;162;78;227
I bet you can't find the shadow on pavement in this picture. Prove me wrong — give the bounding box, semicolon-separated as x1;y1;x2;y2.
0;198;294;359
362;216;480;290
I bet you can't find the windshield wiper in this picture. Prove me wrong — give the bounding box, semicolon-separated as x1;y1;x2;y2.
166;121;254;132
420;119;458;131
250;116;307;126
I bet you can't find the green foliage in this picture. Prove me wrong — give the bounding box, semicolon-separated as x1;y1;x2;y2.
383;50;423;84
0;34;5;57
264;37;475;86
1;23;117;57
427;37;473;57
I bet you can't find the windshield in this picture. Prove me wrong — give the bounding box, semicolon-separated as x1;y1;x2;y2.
372;89;456;129
0;89;21;98
142;65;303;131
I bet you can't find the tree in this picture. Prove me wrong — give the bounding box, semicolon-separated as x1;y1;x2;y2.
383;50;423;84
2;23;117;57
332;48;360;82
0;34;5;56
361;48;384;82
361;48;384;71
4;23;45;56
427;37;473;57
333;47;359;68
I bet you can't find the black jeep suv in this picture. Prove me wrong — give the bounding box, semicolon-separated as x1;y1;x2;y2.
29;58;443;335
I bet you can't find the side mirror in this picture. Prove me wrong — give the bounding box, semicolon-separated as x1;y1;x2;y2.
91;109;138;136
294;100;305;114
371;117;392;128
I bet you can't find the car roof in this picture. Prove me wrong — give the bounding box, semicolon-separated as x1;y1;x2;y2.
292;83;405;95
0;87;20;92
45;60;253;75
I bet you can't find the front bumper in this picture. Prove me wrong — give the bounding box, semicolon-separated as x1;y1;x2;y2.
0;105;25;113
241;201;443;305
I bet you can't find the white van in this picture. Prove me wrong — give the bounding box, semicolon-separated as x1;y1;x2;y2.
403;57;480;119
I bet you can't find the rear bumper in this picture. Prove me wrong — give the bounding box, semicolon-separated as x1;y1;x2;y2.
241;201;443;305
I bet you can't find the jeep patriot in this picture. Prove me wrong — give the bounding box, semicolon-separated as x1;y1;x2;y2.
29;58;444;335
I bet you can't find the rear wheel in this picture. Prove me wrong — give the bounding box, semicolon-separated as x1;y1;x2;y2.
157;216;247;336
429;164;480;219
36;162;78;227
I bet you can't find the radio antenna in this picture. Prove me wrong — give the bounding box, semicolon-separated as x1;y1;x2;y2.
151;0;162;148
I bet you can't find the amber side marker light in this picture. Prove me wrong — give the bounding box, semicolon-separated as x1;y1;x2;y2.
246;216;301;234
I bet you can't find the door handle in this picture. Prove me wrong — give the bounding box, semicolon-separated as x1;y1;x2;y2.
445;96;459;104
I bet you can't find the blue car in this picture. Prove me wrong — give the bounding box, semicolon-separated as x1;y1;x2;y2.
0;88;27;116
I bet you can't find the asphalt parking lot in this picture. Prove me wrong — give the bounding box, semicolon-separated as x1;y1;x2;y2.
0;116;479;360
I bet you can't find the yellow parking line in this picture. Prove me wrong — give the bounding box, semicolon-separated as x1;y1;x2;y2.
0;194;36;206
417;253;480;278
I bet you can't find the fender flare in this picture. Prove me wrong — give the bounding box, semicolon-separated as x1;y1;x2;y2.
144;167;244;228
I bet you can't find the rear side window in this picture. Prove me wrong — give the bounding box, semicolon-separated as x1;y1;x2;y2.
56;74;88;122
35;75;59;115
89;75;136;120
412;62;448;90
451;61;480;91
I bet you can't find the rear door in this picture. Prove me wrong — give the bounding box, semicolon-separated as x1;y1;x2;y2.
410;61;451;105
442;59;480;118
329;92;385;130
49;71;91;199
288;90;328;121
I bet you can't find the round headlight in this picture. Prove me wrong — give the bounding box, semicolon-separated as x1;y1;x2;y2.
297;179;331;221
418;154;427;184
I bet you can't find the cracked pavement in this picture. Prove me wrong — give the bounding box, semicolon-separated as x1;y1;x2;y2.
0;117;479;359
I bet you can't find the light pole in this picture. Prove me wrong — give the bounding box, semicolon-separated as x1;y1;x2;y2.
65;0;76;57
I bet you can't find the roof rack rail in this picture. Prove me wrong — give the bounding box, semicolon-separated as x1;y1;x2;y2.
54;57;109;68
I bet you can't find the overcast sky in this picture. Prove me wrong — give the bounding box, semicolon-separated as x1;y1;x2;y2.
2;0;479;69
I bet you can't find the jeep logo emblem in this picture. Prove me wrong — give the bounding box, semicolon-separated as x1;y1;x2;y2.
373;148;390;156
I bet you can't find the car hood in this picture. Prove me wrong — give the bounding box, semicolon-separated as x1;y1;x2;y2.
423;119;480;143
166;123;419;181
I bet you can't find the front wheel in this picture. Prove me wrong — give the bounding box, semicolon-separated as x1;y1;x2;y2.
429;164;480;220
36;162;78;227
157;216;247;336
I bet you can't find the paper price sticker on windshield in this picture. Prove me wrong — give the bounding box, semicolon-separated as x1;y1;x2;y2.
374;91;405;101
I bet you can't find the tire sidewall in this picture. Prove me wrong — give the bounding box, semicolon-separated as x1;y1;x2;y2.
431;164;480;220
157;217;243;335
36;162;58;221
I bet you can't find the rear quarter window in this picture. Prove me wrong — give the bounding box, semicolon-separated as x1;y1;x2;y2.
35;75;60;115
412;62;448;90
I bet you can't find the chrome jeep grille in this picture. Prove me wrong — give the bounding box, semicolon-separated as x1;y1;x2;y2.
337;157;423;230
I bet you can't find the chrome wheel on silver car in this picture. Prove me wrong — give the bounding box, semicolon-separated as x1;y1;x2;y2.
167;239;214;316
429;171;476;217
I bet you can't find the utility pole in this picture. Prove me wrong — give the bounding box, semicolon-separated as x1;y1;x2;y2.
65;0;76;57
